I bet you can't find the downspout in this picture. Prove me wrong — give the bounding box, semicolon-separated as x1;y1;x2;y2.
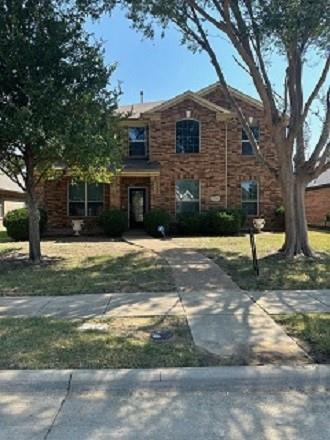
225;121;228;208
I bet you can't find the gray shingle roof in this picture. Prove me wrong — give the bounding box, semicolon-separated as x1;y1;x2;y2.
0;173;24;194
308;169;330;189
117;101;164;119
122;159;160;172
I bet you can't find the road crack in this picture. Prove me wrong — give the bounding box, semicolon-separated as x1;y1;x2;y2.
43;373;72;439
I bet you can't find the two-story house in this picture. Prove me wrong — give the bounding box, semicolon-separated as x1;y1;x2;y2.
38;82;282;234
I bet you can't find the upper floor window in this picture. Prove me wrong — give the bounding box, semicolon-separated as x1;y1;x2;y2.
128;127;147;157
68;182;104;217
242;126;259;156
176;179;200;214
241;180;259;216
176;119;200;153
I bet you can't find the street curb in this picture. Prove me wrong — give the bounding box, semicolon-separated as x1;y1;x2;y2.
1;365;330;392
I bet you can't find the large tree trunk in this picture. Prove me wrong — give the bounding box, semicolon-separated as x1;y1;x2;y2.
279;171;314;258
25;146;41;263
27;189;41;263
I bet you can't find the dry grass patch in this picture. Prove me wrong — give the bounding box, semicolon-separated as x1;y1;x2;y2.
0;316;219;369
174;231;330;290
0;238;175;295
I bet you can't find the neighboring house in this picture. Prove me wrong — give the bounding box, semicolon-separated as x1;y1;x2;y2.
38;83;282;234
0;174;26;229
305;169;330;227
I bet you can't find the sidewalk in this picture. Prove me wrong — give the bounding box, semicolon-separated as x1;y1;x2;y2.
123;232;311;364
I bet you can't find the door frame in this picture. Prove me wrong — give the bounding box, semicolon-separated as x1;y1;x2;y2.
127;186;149;228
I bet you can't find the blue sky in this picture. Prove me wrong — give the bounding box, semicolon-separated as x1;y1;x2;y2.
87;8;262;105
86;8;326;146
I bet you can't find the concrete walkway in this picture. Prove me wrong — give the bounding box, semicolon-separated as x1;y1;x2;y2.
123;232;311;365
0;292;184;319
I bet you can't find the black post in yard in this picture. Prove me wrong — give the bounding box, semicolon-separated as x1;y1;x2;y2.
249;228;260;276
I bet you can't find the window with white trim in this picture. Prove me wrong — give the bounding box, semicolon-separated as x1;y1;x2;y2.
0;200;4;218
175;180;200;214
241;126;259;156
241;181;259;216
68;182;104;217
128;127;148;157
176;119;200;153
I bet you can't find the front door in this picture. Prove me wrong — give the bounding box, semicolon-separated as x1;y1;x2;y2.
129;188;146;228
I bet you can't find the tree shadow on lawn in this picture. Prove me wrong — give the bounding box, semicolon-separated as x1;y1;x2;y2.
0;251;174;295
0;316;202;369
201;247;330;290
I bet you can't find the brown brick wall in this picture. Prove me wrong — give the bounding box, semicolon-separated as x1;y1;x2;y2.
39;177;111;234
305;187;330;226
40;85;283;233
147;89;282;226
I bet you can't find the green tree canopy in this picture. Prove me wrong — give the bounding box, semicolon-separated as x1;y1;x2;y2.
0;0;123;261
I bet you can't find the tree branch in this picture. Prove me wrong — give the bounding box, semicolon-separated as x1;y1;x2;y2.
188;6;278;177
302;55;330;123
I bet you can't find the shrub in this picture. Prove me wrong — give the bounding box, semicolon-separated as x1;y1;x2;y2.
144;208;171;237
227;208;247;228
177;212;203;235
4;207;47;241
98;209;127;237
202;209;241;235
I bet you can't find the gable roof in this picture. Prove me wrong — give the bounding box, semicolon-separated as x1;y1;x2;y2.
197;82;264;109
117;101;164;119
308;169;330;189
0;173;24;195
141;91;233;117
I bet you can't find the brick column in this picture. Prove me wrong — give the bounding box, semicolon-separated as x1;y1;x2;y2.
110;176;121;209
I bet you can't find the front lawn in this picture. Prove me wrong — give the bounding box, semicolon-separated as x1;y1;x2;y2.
0;238;175;295
274;313;330;363
0;316;218;369
175;231;330;290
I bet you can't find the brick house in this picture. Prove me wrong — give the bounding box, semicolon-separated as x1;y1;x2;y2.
0;174;26;230
305;169;330;227
38;83;282;234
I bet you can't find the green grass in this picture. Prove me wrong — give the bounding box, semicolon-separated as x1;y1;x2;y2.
175;231;330;290
0;238;175;295
0;230;11;244
274;313;330;363
0;316;219;369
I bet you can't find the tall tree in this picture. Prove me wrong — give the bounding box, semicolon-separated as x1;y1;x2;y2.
0;0;122;263
88;0;329;257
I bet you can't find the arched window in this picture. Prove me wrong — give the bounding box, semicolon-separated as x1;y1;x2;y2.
176;119;200;153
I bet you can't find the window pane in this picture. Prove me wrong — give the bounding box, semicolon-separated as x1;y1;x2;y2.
242;202;258;216
87;183;103;202
129;141;146;157
242;126;259;141
176;201;200;214
242;142;253;156
241;181;258;201
176;180;199;202
69;182;85;201
0;200;4;218
69;202;85;216
87;202;103;217
176;120;200;153
128;127;146;142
